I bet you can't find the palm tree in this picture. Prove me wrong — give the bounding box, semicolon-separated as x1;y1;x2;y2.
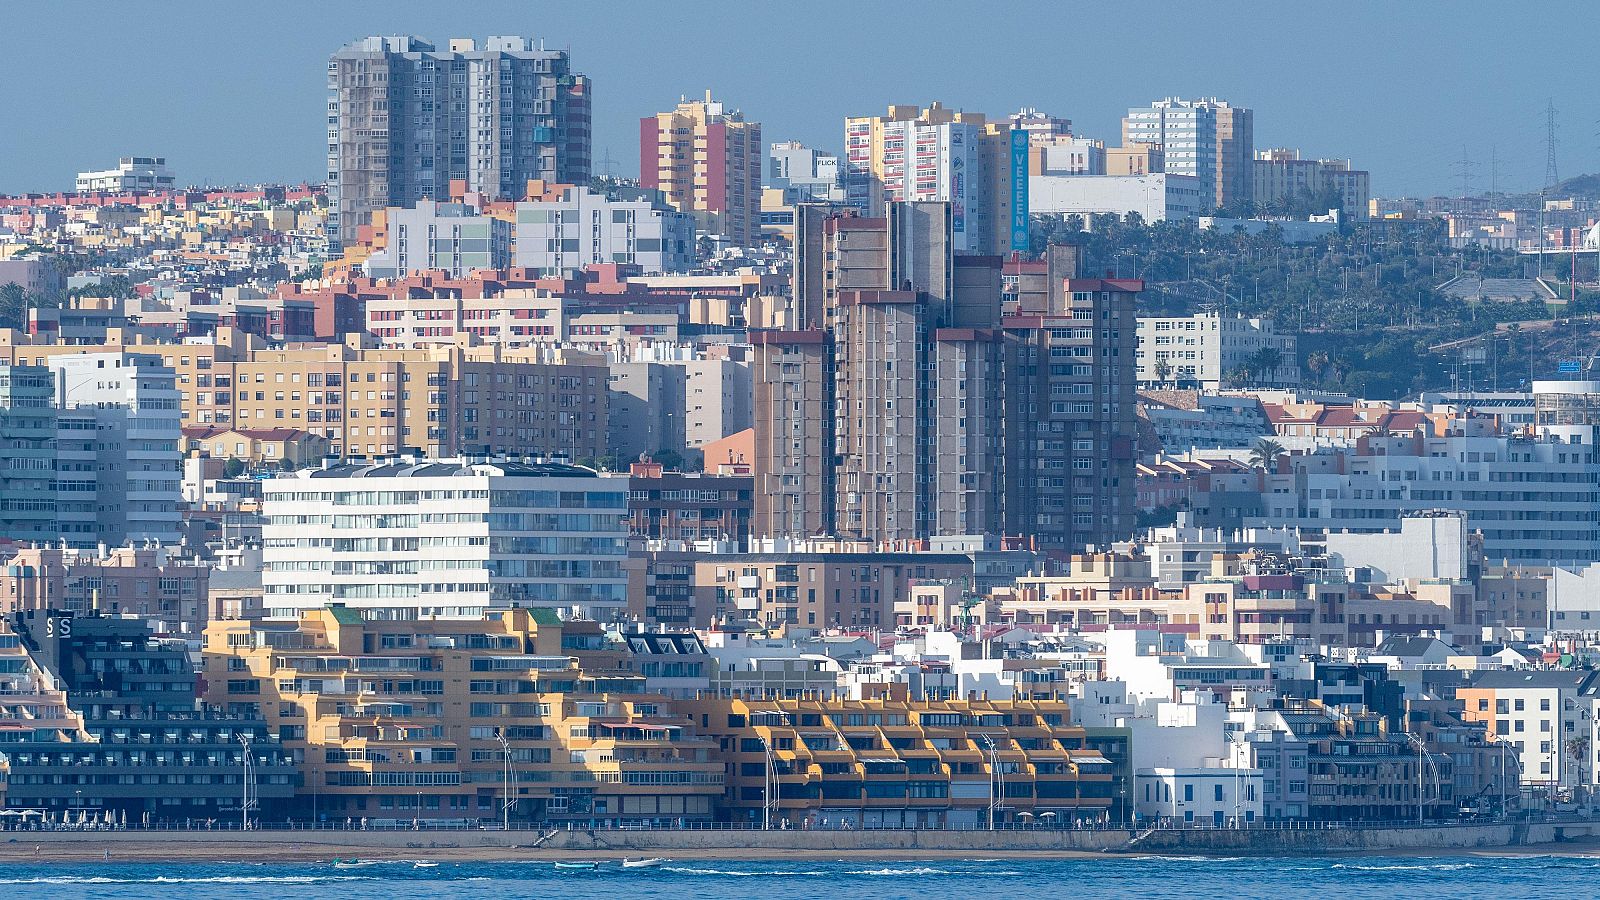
1153;357;1173;388
1306;350;1330;384
1249;438;1286;471
1249;347;1285;385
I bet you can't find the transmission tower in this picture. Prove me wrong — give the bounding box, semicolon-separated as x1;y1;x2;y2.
1451;146;1477;198
1488;144;1500;198
1543;99;1560;190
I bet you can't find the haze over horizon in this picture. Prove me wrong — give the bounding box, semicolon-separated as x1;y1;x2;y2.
3;0;1597;197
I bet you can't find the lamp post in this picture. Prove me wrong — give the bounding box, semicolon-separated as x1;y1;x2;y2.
760;735;778;831
238;733;256;831
497;729;514;831
980;734;1002;830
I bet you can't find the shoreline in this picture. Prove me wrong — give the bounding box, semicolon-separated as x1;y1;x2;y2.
3;836;1600;864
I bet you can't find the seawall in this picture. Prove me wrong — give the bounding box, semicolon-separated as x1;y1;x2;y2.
6;821;1600;858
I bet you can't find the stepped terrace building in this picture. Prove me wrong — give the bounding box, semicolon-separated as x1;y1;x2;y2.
1;611;295;822
685;689;1127;828
203;605;723;826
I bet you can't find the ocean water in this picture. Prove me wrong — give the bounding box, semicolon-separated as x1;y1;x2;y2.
0;854;1594;898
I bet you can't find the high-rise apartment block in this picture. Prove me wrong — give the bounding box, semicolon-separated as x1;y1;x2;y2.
641;91;762;245
843;103;1003;254
327;36;592;249
753;205;1139;555
1122;98;1253;210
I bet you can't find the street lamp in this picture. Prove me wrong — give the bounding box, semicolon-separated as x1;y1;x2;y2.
238;733;256;831
760;736;779;830
497;729;515;831
980;733;1003;830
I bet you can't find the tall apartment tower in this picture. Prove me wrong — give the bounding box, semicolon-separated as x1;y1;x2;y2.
1121;98;1252;210
1000;247;1140;553
843;102;1002;254
326;35;592;249
640;91;763;245
753;202;1006;541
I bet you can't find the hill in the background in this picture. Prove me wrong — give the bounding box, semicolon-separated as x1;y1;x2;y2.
1548;173;1600;199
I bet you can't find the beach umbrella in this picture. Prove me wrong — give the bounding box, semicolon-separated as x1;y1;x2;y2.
119;809;127;828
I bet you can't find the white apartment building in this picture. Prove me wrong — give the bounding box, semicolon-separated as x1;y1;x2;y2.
364;201;512;278
1029;174;1206;223
512;186;695;275
1136;312;1299;389
75;156;176;193
1464;670;1596;792
1250;419;1600;567
261;459;628;619
1122;98;1253;209
48;352;182;545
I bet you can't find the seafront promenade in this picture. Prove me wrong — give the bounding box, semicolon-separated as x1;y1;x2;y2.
4;820;1600;861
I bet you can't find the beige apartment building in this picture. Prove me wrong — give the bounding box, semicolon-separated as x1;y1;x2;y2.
0;328;608;460
204;606;724;825
753;208;1139;555
641;91;763;245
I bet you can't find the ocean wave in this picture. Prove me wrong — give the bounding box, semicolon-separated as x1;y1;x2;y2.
1331;863;1478;871
0;875;377;885
662;867;829;876
1128;855;1245;863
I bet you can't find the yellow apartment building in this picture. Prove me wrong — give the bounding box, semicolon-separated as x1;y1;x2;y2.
203;606;723;825
0;328;608;460
683;689;1123;828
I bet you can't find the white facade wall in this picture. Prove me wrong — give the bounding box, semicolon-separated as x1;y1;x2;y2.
261;461;628;619
1029;174;1205;222
48;353;182;545
365;201;512;278
1136;767;1264;825
1250;431;1600;567
75;157;175;193
513;188;695;275
1325;513;1470;583
1136;312;1299;389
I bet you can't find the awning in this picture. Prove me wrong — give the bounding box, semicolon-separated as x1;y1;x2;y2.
1070;754;1114;765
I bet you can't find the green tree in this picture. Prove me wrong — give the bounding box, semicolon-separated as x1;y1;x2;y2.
0;283;26;329
1153;357;1174;387
1249;438;1286;471
1248;347;1286;385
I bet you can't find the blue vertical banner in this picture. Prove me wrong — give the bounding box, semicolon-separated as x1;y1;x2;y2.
1010;128;1029;251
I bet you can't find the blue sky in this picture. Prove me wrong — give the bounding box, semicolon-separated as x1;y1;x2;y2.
3;1;1595;196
